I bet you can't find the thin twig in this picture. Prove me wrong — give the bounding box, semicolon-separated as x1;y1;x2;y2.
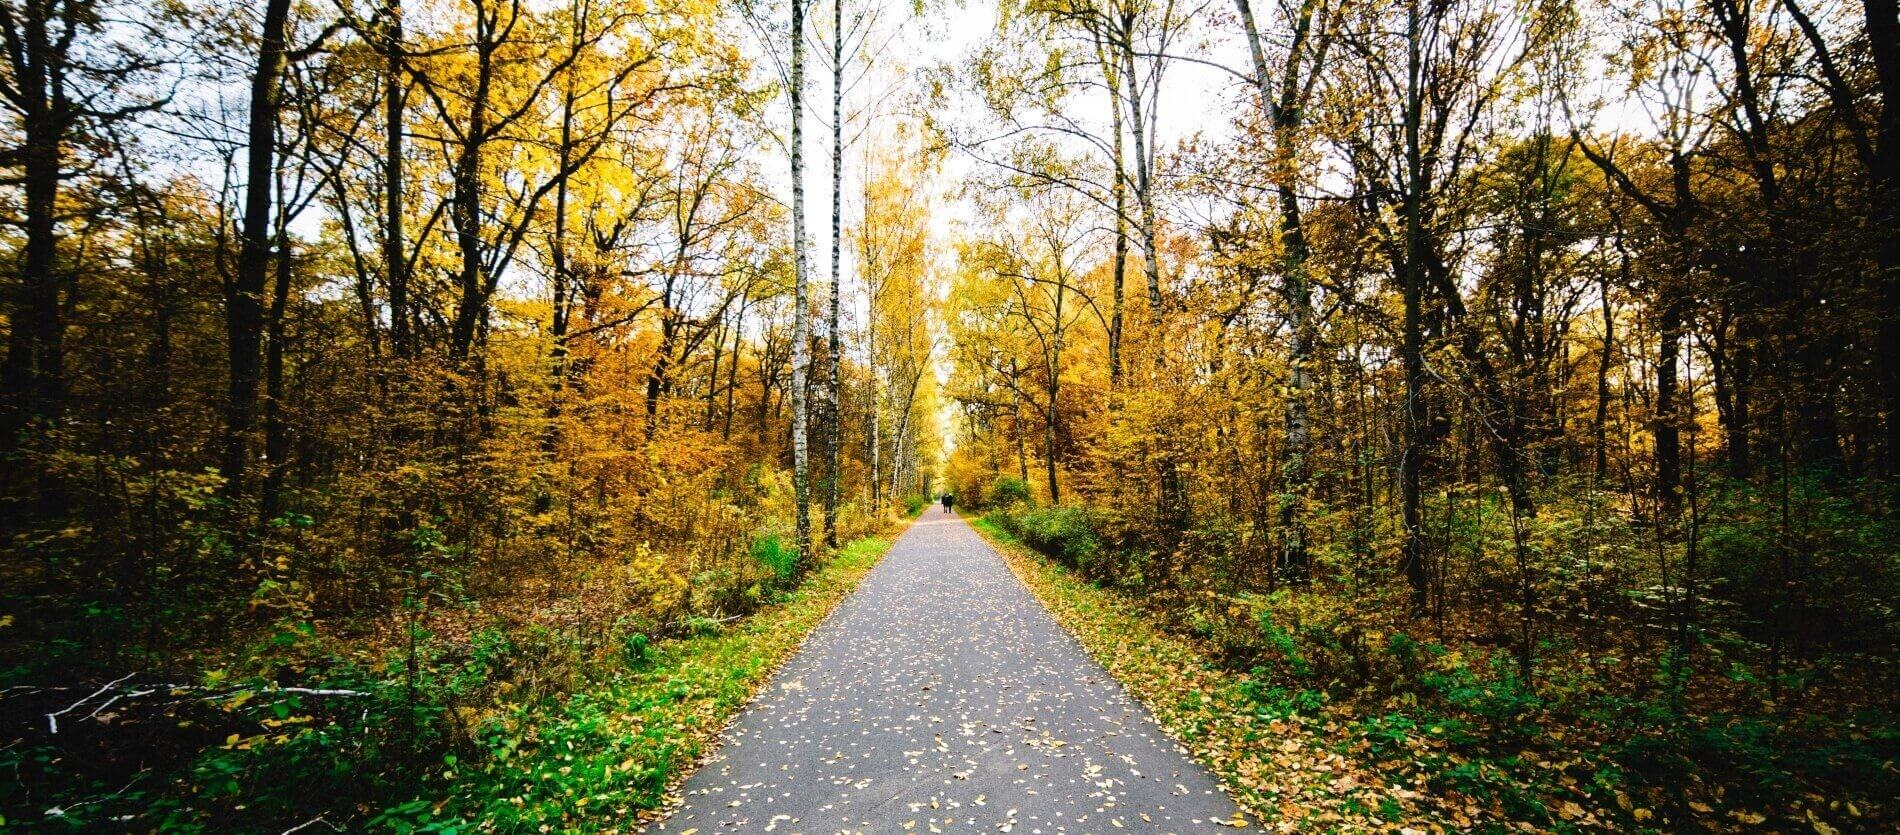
42;677;371;734
280;814;342;834
46;673;136;734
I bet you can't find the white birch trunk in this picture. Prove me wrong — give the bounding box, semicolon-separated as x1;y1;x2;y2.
790;0;813;566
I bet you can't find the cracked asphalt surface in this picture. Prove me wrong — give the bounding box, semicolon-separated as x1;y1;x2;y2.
646;506;1242;834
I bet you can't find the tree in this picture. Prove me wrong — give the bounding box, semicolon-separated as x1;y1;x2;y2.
1234;0;1336;581
0;0;162;450
790;0;813;564
222;0;294;500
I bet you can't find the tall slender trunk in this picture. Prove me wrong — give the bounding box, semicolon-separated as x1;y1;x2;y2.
790;0;813;565
385;0;410;357
705;313;727;430
869;370;881;509
1017;409;1029;483
867;300;880;510
0;0;73;452
448;16;494;362
1095;29;1126;386
1657;301;1683;514
1115;11;1182;528
261;229;293;523
4;115;63;439
1398;0;1430;610
724;297;746;441
1116;15;1162;320
1594;277;1614;478
1279;200;1312;581
825;0;844;548
1727;341;1753;478
890;365;922;503
1597;226;1627;480
1047;279;1064;505
225;0;295;499
1236;0;1317;581
646;256;683;438
1867;0;1900;473
547;61;577;455
1010;360;1029;484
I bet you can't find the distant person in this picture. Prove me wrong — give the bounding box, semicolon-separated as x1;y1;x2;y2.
941;493;954;513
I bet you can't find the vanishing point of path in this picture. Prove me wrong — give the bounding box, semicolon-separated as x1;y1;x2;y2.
648;506;1243;834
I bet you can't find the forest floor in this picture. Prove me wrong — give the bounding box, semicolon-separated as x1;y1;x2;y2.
0;534;900;832
648;505;1246;833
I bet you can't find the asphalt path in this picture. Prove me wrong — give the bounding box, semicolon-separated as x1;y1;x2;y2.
646;505;1243;834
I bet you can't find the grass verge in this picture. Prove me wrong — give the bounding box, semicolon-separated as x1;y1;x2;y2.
413;534;897;833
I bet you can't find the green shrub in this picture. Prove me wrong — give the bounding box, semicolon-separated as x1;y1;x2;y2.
990;475;1032;508
1011;506;1100;568
751;533;798;584
1358;712;1419;754
1239;675;1329;720
1416;655;1543;739
621;631;652;668
902;493;927;516
1254;609;1312;678
1699;473;1900;652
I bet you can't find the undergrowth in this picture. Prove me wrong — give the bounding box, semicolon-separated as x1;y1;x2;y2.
1;535;894;832
972;514;1895;833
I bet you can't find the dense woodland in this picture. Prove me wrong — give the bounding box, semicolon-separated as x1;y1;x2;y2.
0;0;1895;831
0;0;943;827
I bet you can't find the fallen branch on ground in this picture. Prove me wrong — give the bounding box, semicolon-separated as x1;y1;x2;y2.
31;674;371;734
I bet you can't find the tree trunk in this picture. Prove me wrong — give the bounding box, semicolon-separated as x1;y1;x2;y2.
1596;238;1622;480
1866;0;1900;473
891;365;922;503
261;231;294;523
790;0;813;566
225;0;294;499
868;315;881;510
1236;0;1319;582
385;0;410;357
547;67;577;457
1095;28;1127;386
646;264;682;439
1117;14;1163;321
724;297;746;441
1047;281;1064;506
448;12;495;362
0;0;73;450
1657;301;1683;513
5;116;64;436
825;0;844;548
705;313;727;430
1727;340;1752;478
1398;0;1430;610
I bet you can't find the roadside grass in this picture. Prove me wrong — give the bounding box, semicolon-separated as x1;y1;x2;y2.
1;534;895;834
970;516;1435;832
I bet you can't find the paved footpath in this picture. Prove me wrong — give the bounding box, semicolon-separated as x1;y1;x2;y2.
647;506;1243;834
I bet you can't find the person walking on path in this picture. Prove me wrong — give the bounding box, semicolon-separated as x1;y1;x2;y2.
940;493;954;512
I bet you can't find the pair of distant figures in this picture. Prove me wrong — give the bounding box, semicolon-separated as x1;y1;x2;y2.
939;494;955;512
